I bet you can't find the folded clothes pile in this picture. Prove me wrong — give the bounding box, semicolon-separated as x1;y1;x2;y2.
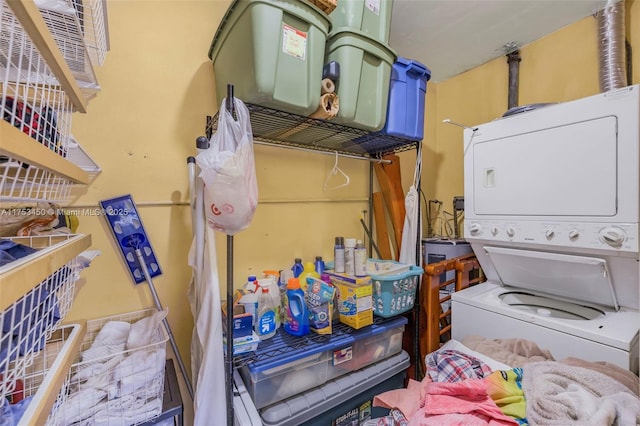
0;266;67;371
50;309;168;426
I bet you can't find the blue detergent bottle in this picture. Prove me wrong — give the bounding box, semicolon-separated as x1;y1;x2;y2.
284;277;310;336
291;258;304;278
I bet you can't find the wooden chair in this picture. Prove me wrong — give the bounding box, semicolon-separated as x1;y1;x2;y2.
419;253;484;374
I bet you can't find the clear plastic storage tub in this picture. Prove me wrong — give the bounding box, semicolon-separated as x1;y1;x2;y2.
381;56;431;141
239;316;406;409
208;0;331;116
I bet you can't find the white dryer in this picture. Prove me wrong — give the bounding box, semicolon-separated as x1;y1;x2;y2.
451;85;640;374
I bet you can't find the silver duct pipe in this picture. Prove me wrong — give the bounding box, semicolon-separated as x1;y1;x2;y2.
597;0;627;92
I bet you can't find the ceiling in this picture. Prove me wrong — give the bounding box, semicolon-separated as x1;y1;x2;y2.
388;0;610;82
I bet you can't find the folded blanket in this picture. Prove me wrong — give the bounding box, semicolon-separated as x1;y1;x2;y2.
462;335;554;367
560;357;639;396
522;361;640;425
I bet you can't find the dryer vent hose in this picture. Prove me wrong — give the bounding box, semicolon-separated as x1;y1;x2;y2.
597;0;627;92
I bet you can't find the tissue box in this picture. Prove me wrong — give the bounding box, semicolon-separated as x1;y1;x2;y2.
224;331;261;356
222;289;255;338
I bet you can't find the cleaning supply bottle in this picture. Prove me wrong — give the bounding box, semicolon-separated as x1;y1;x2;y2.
354;240;367;277
291;258;304;278
314;256;325;275
255;287;277;340
334;237;345;273
243;275;258;291
297;261;320;292
344;238;357;276
259;276;281;329
284;278;310;337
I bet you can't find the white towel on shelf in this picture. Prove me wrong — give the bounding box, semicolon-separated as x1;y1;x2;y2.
81;321;130;363
90;397;163;426
126;309;168;351
113;347;166;397
53;389;107;425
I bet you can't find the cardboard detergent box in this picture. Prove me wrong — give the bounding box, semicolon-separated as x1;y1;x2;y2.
327;272;373;329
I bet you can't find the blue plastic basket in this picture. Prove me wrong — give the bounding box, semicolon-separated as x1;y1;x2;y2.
370;261;423;318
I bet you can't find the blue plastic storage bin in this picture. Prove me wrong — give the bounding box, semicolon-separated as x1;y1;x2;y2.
382;57;431;141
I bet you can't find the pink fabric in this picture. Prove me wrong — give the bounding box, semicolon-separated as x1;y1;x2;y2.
373;376;432;419
408;379;518;426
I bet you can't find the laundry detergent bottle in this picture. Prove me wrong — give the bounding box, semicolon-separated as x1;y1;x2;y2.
284;278;310;337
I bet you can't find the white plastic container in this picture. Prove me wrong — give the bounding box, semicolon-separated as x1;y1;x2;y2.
354;240;367;276
344;238;357;276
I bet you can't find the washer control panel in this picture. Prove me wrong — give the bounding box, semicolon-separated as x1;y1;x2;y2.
464;221;639;253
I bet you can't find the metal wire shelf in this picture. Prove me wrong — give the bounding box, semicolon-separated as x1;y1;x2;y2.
206;103;420;158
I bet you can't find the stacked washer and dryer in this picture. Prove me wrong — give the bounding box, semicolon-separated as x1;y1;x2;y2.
452;85;640;374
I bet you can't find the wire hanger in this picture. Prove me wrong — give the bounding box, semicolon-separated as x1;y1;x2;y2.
323;152;350;191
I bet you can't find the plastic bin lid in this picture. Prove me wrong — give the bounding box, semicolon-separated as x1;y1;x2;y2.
244;316;407;373
395;56;431;81
327;27;397;65
209;0;332;61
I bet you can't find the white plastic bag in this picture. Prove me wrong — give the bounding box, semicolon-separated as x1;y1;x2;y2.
196;98;258;235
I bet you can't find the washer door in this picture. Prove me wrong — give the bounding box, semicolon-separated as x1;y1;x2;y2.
484;246;619;310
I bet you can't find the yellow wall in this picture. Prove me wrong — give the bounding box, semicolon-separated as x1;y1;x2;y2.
65;0;373;400
64;0;639;411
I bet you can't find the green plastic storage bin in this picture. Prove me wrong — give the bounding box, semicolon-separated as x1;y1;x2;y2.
209;0;331;116
329;0;394;43
326;28;396;131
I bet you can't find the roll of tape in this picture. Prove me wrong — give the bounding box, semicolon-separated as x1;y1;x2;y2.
321;78;335;94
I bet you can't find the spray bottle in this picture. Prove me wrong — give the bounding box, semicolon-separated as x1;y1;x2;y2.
255;287;277;340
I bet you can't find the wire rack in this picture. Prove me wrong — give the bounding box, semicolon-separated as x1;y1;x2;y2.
0;163;73;203
48;309;169;426
1;0;102;204
0;256;80;401
0;323;83;424
206;103;420;158
36;0;109;83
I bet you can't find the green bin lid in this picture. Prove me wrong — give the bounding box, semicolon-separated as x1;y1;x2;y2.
327;27;397;65
209;0;331;61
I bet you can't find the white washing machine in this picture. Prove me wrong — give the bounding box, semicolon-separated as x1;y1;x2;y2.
452;85;640;374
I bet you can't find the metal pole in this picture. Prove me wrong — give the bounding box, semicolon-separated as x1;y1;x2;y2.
414;140;423;380
225;84;235;426
135;249;194;400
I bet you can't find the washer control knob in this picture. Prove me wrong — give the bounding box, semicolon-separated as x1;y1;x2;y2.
568;229;580;240
545;229;555;239
600;227;625;247
506;227;516;238
491;226;499;236
469;223;482;235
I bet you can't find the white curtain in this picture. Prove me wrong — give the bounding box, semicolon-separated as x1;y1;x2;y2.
188;217;227;423
399;144;423;266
